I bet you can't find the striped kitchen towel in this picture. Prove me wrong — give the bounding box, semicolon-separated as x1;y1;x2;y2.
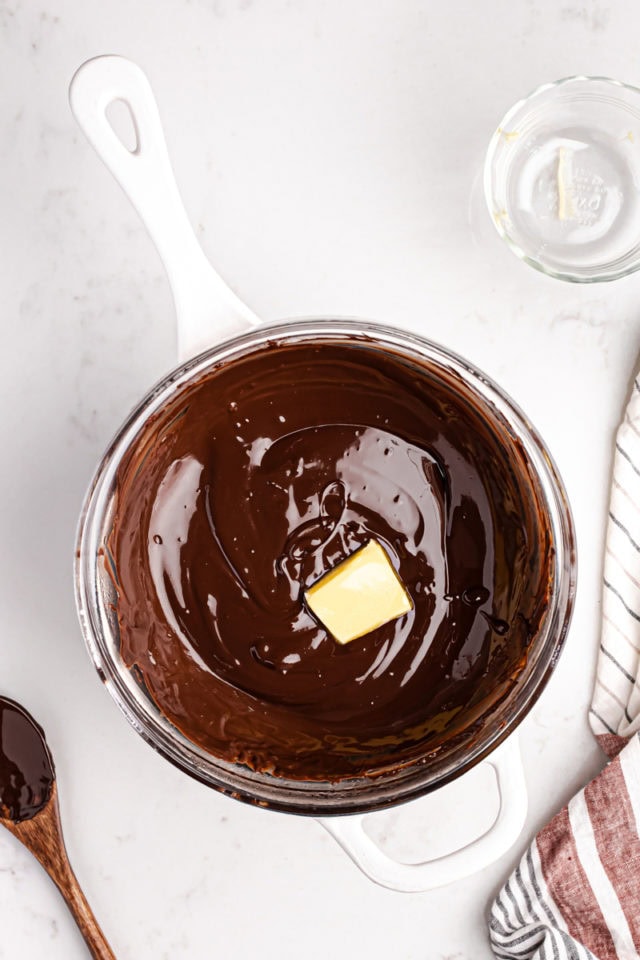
490;377;640;960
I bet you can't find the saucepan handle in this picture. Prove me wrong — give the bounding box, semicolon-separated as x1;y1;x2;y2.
69;55;260;359
317;733;527;893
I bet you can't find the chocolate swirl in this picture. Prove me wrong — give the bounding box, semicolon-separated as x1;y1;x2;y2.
109;339;551;780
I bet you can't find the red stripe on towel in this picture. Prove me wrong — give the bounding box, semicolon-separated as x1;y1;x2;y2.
536;805;618;960
597;732;628;759
583;757;640;953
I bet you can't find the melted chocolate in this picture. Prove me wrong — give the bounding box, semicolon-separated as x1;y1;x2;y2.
109;339;552;780
0;698;54;822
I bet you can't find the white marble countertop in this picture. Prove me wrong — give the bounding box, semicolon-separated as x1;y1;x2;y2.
2;1;640;957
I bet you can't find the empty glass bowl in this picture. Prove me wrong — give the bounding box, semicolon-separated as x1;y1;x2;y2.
485;76;640;282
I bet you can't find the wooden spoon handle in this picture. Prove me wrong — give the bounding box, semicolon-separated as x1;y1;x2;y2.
5;784;117;959
51;861;116;960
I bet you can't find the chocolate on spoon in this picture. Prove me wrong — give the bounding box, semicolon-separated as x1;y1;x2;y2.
0;696;116;959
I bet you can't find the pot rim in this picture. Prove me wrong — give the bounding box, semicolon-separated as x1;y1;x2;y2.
75;317;576;816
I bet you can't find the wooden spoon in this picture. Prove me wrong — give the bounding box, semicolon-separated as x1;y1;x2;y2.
0;696;116;959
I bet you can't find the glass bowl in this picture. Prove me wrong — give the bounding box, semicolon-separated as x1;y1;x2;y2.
75;318;576;816
485;76;640;282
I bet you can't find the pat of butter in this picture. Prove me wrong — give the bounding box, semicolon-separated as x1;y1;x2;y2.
305;540;412;644
557;146;575;221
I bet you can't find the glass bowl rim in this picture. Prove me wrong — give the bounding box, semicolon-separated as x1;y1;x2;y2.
75;317;577;816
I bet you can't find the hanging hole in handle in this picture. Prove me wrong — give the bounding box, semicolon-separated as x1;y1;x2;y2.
105;99;140;154
362;762;500;865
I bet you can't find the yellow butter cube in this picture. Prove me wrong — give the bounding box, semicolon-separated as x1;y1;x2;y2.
305;540;412;644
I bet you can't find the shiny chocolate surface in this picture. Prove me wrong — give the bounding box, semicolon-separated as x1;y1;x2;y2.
0;698;54;822
109;339;551;780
